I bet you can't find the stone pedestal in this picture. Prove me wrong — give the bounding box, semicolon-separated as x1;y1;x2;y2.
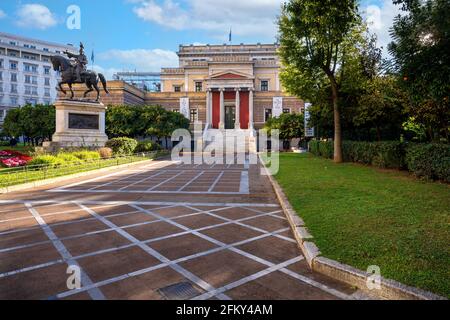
45;99;108;150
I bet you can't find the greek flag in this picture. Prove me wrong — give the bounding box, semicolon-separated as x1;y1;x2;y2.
229;28;232;43
91;50;95;64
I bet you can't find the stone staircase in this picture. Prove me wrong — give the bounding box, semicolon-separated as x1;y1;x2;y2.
202;128;257;154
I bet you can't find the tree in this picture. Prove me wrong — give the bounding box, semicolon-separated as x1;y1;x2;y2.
2;105;56;145
278;0;360;162
106;105;139;138
389;0;450;141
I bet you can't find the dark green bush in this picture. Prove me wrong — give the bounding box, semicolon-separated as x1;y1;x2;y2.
135;141;162;153
106;137;138;155
309;140;449;181
405;143;450;182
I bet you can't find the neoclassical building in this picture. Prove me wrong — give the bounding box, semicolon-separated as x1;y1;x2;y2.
72;43;304;132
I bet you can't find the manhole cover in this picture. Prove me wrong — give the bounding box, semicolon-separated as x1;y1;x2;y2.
158;282;201;300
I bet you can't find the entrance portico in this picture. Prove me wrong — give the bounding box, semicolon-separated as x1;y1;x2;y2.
206;71;255;131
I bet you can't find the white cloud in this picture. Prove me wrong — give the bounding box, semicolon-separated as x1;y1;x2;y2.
131;0;283;39
0;9;6;19
362;0;403;56
98;48;178;73
92;65;121;81
16;4;57;30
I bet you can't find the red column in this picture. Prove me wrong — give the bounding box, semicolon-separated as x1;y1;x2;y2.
239;91;249;129
212;91;220;129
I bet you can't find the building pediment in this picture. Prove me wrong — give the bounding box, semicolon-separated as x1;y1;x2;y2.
209;70;254;80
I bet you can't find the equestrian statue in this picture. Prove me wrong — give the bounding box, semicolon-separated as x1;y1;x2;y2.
50;42;109;101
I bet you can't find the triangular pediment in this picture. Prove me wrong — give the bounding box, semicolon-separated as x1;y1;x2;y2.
209;70;254;80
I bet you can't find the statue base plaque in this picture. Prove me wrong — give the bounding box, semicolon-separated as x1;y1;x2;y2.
45;99;108;150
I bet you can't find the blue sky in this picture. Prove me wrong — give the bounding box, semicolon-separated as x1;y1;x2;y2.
0;0;401;79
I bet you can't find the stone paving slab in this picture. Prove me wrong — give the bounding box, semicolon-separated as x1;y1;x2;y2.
0;156;359;300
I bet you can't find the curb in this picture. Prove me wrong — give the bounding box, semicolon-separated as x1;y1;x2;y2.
0;158;157;194
258;153;446;300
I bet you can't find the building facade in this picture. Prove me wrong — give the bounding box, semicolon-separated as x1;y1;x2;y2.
0;32;77;128
82;43;304;132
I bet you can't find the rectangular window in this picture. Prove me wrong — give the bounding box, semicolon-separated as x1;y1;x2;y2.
32;86;38;96
173;85;181;92
44;66;50;75
10;97;18;106
44;88;50;97
44;78;50;86
11;84;18;94
32;76;38;85
10;61;18;70
9;41;16;46
0;60;3;68
283;108;291;114
25;85;31;95
0;71;2;80
264;108;272;122
0;83;3;92
261;80;269;92
195;82;203;92
190;109;198;122
11;73;17;82
0;110;5;121
43;48;49;52
25;75;31;84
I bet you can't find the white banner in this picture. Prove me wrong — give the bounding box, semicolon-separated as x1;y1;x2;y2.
273;97;283;118
180;97;190;119
304;103;315;137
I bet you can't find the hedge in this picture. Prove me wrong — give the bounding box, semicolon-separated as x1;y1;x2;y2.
309;140;450;182
106;137;138;155
135;141;162;153
406;144;450;183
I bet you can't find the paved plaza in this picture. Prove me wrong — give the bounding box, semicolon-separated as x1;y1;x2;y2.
0;156;361;300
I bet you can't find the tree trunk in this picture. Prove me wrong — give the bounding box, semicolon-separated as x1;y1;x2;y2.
329;76;343;163
376;125;382;142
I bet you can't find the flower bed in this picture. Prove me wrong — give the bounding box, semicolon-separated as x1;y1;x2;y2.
0;150;33;168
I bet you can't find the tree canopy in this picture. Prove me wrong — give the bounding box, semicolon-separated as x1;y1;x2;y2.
278;0;360;162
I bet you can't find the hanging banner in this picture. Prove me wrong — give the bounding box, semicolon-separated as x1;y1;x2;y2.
273;97;283;118
304;103;315;137
180;97;190;119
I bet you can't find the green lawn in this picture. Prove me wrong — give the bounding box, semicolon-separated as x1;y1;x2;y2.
273;153;450;298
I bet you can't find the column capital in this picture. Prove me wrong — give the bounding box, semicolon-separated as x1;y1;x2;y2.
249;87;255;92
219;88;225;92
235;87;241;92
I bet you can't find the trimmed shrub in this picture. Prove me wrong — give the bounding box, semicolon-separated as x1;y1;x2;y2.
57;153;81;163
28;155;65;167
106;138;138;155
98;147;113;159
135;141;162;153
71;150;101;161
406;143;450;182
309;140;333;159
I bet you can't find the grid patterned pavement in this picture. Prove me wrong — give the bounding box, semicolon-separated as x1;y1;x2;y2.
0;157;361;300
49;160;250;195
0;200;357;300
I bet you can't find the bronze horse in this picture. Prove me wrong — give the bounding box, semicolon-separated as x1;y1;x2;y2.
50;55;109;101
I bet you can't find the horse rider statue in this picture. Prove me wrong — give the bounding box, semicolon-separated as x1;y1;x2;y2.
64;42;88;83
50;42;108;101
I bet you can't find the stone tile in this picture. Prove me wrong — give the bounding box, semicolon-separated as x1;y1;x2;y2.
61;230;131;257
0;218;38;232
51;219;108;238
77;246;161;283
242;215;290;233
33;204;83;215
150;206;198;218
199;224;263;245
106;212;158;227
212;207;261;220
0;228;48;249
87;205;137;216
41;211;92;224
101;267;193;300
0;263;69;300
179;249;266;288
126;221;183;241
0;243;61;274
149;234;218;260
236;236;301;264
174;214;225;230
